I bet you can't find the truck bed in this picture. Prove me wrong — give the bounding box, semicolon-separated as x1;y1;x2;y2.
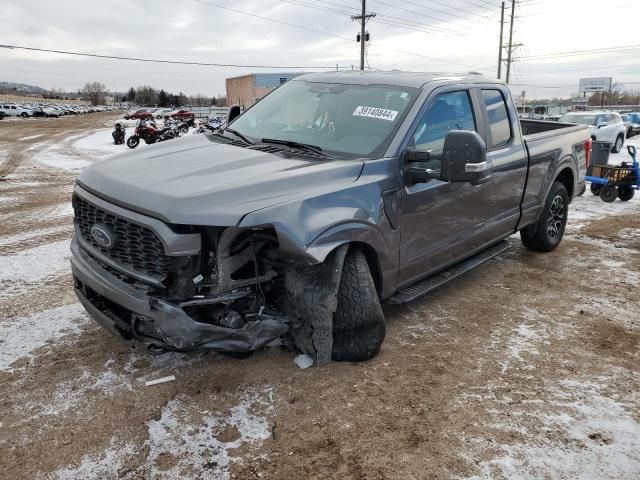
518;118;591;228
520;119;586;138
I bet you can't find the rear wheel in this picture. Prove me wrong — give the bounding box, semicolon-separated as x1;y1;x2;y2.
127;136;140;149
520;181;568;252
600;185;618;202
332;249;386;362
617;186;635;201
590;183;603;196
612;134;624;153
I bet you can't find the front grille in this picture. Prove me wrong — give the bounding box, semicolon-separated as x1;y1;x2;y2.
73;195;172;280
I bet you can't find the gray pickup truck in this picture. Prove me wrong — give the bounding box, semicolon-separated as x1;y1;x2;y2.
71;72;590;364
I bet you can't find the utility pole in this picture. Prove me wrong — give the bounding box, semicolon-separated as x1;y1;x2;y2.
505;0;516;84
498;2;505;79
351;1;376;70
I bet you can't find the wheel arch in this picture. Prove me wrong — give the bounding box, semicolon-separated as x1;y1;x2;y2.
555;166;575;200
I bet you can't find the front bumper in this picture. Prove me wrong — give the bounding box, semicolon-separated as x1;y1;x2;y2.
70;236;288;352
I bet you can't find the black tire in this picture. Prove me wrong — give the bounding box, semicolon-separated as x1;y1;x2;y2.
127;136;140;149
617;186;635;201
180;124;189;134
520;181;568;252
21;112;28;118
600;185;618;203
612;134;624;153
332;249;386;362
590;183;602;196
626;128;632;139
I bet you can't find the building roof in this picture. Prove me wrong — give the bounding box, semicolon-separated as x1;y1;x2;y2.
226;72;302;81
289;70;503;88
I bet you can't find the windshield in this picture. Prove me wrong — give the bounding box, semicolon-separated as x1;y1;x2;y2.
228;80;418;157
559;114;597;126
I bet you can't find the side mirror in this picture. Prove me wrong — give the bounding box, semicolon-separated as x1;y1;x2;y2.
597;122;607;128
404;147;434;184
440;130;491;185
227;104;241;124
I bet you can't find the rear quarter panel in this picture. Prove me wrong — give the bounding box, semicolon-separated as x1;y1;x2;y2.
518;125;590;229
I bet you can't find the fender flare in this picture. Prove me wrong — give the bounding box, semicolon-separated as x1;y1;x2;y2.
543;155;578;202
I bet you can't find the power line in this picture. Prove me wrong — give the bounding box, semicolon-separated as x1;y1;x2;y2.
391;0;499;26
190;0;353;42
281;0;460;36
517;44;640;60
0;44;340;69
396;0;497;21
193;0;494;71
372;0;468;35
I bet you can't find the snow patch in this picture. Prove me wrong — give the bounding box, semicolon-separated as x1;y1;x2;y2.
0;239;71;297
53;440;138;480
0;303;88;371
17;134;44;141
466;379;640;480
51;389;274;480
143;390;272;479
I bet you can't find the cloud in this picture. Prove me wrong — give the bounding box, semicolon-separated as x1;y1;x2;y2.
1;0;638;98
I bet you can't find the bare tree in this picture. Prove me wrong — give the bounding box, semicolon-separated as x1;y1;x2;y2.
81;82;107;106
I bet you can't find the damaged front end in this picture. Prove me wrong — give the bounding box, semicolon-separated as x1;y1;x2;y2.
70;186;303;355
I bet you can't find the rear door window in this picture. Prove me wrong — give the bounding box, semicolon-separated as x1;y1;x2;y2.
481;90;511;148
412;90;476;159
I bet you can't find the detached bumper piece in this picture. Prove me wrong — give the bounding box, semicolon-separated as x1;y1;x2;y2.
71;237;289;353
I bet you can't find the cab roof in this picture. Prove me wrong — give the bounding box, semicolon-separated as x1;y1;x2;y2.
292;70;504;89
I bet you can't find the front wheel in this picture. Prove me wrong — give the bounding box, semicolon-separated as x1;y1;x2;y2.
520;181;568;252
21;112;29;118
332;249;386;362
600;185;618;203
590;183;603;196
127;136;140;149
618;186;635;201
612;134;624;153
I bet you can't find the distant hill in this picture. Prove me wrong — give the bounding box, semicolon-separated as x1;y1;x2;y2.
0;81;48;95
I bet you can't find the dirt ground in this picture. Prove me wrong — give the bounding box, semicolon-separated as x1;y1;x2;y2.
0;115;638;480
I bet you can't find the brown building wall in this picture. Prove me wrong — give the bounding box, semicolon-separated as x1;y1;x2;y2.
226;75;256;109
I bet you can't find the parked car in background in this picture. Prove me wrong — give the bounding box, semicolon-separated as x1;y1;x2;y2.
32;106;60;118
0;104;33;117
166;109;195;121
621;113;640;137
558;111;626;152
124;109;153;120
153;108;172;119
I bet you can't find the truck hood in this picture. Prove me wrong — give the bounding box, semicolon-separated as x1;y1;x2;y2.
77;134;364;225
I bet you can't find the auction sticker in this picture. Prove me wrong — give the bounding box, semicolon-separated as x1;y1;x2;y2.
353;106;398;121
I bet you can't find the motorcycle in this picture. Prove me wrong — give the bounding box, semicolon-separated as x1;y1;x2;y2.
194;116;225;134
112;123;126;145
127;119;182;149
164;117;190;134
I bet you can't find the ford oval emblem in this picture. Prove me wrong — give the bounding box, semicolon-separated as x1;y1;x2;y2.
91;225;114;249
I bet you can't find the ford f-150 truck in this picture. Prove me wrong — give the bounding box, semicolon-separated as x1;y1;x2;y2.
70;72;591;365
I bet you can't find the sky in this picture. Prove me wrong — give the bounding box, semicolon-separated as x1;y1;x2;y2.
1;0;639;99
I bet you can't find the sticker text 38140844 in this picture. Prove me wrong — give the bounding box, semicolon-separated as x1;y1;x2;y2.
352;106;398;122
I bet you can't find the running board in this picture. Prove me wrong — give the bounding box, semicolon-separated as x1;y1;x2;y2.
387;240;511;305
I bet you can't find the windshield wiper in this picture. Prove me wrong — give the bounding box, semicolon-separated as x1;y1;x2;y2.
261;138;330;156
223;128;253;145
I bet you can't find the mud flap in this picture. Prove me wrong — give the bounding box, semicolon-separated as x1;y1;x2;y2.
284;244;349;366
